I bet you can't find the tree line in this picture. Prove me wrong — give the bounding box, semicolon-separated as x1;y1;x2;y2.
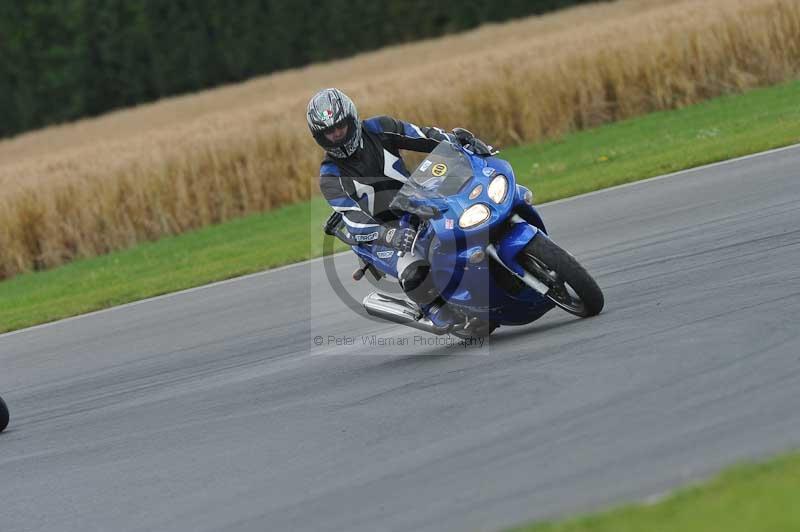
0;0;600;138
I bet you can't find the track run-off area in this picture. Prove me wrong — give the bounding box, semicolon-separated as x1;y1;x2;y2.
1;145;799;532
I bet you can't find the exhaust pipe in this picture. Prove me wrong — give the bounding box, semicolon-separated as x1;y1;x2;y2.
362;292;451;335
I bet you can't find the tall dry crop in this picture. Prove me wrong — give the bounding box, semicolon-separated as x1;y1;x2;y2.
0;0;798;280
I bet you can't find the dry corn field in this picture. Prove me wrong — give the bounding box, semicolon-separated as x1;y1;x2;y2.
0;0;798;280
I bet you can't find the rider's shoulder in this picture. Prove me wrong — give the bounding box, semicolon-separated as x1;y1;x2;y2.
320;158;341;178
363;115;402;135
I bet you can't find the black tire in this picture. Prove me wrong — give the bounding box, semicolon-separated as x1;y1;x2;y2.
0;395;8;433
519;234;604;318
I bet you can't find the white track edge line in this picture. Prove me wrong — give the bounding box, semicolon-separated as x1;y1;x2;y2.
3;142;799;339
542;142;800;207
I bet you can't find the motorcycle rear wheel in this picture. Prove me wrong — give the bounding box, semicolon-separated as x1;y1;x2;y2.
519;234;604;318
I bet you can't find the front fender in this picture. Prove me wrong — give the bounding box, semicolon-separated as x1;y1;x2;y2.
497;221;539;276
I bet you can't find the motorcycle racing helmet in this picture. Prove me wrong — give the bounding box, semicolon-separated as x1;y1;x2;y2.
306;88;362;159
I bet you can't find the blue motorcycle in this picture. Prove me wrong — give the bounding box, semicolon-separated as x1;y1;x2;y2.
324;141;604;338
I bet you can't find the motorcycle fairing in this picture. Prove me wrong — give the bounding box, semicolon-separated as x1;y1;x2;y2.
351;142;556;326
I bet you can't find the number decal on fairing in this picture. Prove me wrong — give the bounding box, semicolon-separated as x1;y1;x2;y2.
432;163;447;177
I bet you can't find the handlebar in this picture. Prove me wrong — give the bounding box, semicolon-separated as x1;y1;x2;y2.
391;195;442;220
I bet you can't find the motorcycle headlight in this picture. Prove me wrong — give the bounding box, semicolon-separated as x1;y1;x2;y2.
487;175;508;204
459;203;491;228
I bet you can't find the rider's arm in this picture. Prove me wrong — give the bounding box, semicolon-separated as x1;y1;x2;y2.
320;163;383;243
364;115;455;153
320;165;415;251
366;115;496;156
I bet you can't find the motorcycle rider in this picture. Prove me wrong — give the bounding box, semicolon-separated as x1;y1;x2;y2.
308;87;494;328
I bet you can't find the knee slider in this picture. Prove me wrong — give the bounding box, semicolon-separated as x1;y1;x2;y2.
399;263;437;304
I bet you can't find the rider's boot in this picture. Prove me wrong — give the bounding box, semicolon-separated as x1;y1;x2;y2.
399;260;460;330
420;298;458;329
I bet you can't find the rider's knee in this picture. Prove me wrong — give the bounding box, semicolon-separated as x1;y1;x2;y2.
399;261;438;304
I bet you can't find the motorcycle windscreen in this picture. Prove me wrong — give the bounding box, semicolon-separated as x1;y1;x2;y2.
390;142;473;214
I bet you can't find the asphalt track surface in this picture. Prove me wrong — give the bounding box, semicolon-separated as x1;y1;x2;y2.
2;145;800;532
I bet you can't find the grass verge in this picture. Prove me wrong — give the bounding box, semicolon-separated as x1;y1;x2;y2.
508;450;800;532
2;80;799;333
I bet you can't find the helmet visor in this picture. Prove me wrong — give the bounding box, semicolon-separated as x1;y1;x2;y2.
322;121;349;143
313;116;357;150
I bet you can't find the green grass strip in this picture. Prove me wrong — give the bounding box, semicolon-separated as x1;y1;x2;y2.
509;450;800;532
2;80;800;333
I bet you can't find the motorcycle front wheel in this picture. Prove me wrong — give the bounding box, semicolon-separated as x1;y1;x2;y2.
518;234;604;318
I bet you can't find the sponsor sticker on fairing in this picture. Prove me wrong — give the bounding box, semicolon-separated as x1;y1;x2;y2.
377;250;394;259
419;160;432;172
482;166;495;177
384;228;396;243
445;218;454;230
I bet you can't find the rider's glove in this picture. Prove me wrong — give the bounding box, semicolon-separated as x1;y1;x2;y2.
384;226;416;253
452;127;476;146
451;127;498;156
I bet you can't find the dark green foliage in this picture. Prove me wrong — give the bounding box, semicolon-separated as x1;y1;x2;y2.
0;0;600;137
